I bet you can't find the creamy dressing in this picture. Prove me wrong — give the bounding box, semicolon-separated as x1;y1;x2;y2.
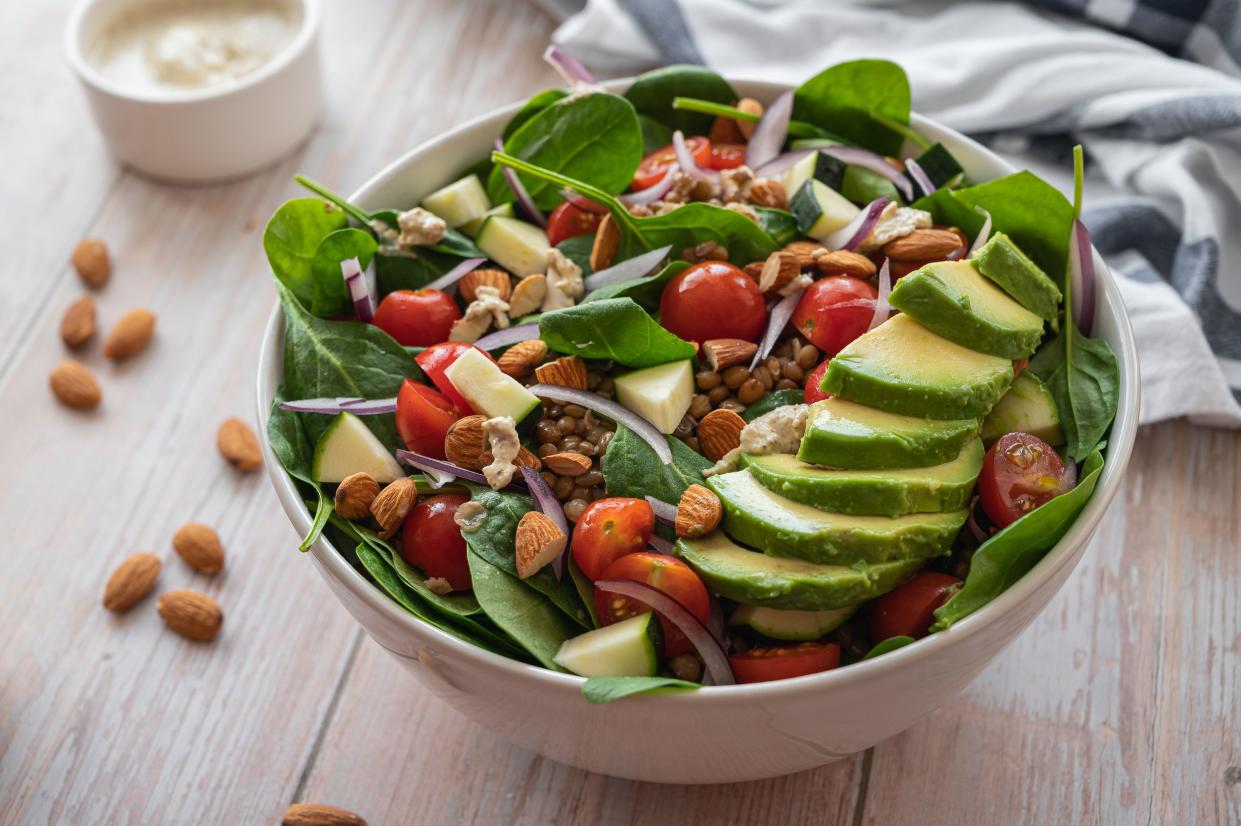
86;0;302;94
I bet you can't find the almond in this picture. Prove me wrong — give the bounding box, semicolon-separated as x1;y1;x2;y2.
534;355;587;390
543;452;591;476
71;238;110;287
589;213;620;271
497;338;548;378
172;523;225;574
444;415;487;469
697;408;745;461
333;472;380;519
371;477;416;540
103;308;156;360
515;511;567;580
459;268;512;303
675;484;722;539
217;417;263;471
758;250;801;294
742;261;765;281
103;552;161;613
782;240;827;270
882;228;964;262
282;803;367;826
735;98;763;139
708;114;744;145
60;295;96;348
479;445;541;471
748;178;788;210
508;274;547;318
49;360;101;409
816;249;877;278
701;338;758;372
157;589;222;641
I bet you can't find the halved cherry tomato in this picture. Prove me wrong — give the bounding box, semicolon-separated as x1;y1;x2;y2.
659;261;766;343
401;493;472;591
791;276;877;356
632;137;712;191
373;289;461;347
888;227;969;279
415;342;495;415
804;359;831;404
571;497;654;581
395;379;460;458
708;143;746;170
1012;357;1030;378
867;572;962;642
728;642;841;684
594;552;711;658
979;432;1070;528
546;201;603;247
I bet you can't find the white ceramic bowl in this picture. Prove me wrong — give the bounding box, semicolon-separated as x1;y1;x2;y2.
256;79;1140;784
66;0;322;183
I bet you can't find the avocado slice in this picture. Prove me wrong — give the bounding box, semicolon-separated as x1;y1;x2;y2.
822;314;1014;419
676;532;925;611
887;261;1045;359
729;604;856;641
747;438;984;516
707;470;965;565
981;371;1064;445
796;397;979;471
971;232;1063;324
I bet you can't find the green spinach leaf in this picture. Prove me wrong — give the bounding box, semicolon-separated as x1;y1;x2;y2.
466;549;578;670
581;676;700;703
539;298;695;368
792;59;911;156
742;389;805;422
267;390;331;552
264;198;349;308
502;88;568;141
581;261;688;310
568;556;599;628
625;65;737;135
627;202;780;266
863;636;915;659
556;234;595;276
753;208;800;246
638;114;674;154
602;424;711;504
1027;335;1119;461
309;228;377;318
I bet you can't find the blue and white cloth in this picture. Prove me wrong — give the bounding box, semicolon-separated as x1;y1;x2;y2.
542;0;1241;427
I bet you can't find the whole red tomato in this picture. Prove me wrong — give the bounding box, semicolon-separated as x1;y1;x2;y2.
401;493;472;591
395;379;459;458
659;261;766;343
867;572;962;642
373;289;460;347
546;201;604;246
571;497;654;580
415;342;494;415
728;642;841;684
979;432;1071;528
594;552;711;657
791;276;877;356
632;137;712;190
804;359;831;404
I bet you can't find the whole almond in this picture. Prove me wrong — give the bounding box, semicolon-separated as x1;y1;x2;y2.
371;477;416;539
479;445;542;471
497;338;548;378
702;338;758;372
172;523;225;573
103;552;162;613
444;415;488;469
735;97;764;139
334;472;380;520
49;360;102;409
459;268;512;303
782;240;827;270
742;261;765;281
103;308;156;360
697;408;746;461
282;803;367;826
217;417;262;471
816;249;877;278
507;274;547;318
748;178;788;210
543;452;592;476
71;238;111;287
60;295;96;348
533;355;588;390
758;250;801;294
157;589;223;641
515;511;567;580
589;213;620;271
675;484;723;539
882;228;964;262
708;114;744;145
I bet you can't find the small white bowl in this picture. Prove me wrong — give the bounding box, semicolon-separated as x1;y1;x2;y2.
256;79;1140;784
66;0;322;183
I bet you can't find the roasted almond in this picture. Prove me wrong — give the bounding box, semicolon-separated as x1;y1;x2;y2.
459;268;512;303
515;511;567;580
675;484;722;539
748;178;788;210
71;238;111;287
882;228;964;261
444;415;488;469
589;213;620;271
697;408;746;461
479;445;541;471
708;114;745;145
543;451;591;476
742;261;765;281
507;274;547;318
103;552;161;613
334;472;380;519
103;307;156;360
497;338;548;378
217;417;262;471
736;97;763;139
816;249;877;278
282;803;367;826
758;250;801;294
157;589;222;641
172;523;225;574
49;360;101;409
782;240;827;270
534;355;587;390
701;338;758;372
60;295;96;348
371;477;416;540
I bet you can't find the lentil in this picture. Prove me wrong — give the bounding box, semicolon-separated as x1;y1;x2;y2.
722;365;750;389
738;379;766;405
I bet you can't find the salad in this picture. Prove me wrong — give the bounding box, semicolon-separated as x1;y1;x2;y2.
263;51;1120;703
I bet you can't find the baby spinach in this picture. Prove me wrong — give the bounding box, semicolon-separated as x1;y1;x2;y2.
863;636;915;660
581;261;688;310
581;676;700;704
267;391;331;552
264;198;349;308
568;556;599;628
602;424;711;504
556;234;595;276
466;549;577;670
625;65;737;136
628;202;780;266
309;228;377;317
638;114;673;154
793;59;911;156
1028;335;1118;461
502;88;568;141
753;208;800;246
375;248;460;296
539;298;696;368
742;389;805;422
932;447;1105;630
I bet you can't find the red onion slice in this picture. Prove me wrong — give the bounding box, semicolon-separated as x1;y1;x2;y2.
706;598;729;650
583;245;672;290
745;90;793;169
495;139;546;227
645;496;677;526
474;322;539;351
594;580;734;686
673;130;716;182
528;384;671;464
341;257;374;322
396;450;488;487
621;163;679;205
559;188;609;215
750;287;805;369
905;158;936;198
423;257;486;294
820;147;913;202
825;197;889;251
1069;219;1096;335
1062;457;1079;490
965;497;990;545
968;208;993;257
279;397;397;415
520;466;569;580
753;149;814;179
648;535;675;554
543;44;595;85
866;258;892;332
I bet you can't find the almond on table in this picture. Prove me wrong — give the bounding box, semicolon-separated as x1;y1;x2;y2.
49;360;102;409
156;589;223;641
71;238;111;287
172;523;225;573
217;417;262;470
60;295;96;348
103;308;156;360
103;552;162;613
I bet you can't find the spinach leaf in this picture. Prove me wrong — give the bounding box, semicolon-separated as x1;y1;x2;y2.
1027;334;1118;461
753;208;800;246
466;549;578;670
638;114;674;154
264;198;349;308
581;261;688;310
742;389;805;422
602;424;711;504
793;59;911;156
502;88;568;141
539;298;695;368
267;390;331;552
487;92;643;210
932;447;1105;630
309;228;377;317
581;676;700;704
375;247;459;295
628;202;780;266
568;556;599;627
556;234;595;276
625;65;737;136
863;636;915;659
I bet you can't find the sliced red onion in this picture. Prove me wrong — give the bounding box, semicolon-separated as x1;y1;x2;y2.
543;44;595;86
1062;457;1079;490
645;496;677;526
520;466;569;580
706;598;729;650
751;288;805;369
528;384;671;464
821;147;913;202
495;139;546;227
474;322;539;351
583;245;673;290
594;580;734;686
825;197;889;252
968;208;993;257
423;257;486;294
1069;219;1096;335
965;497;989;545
648;535;675;554
620;164;679;205
745;90;792;170
905;158;936;198
279;397;397;415
559;188;608;215
866;258;893;332
753;149;814;179
673;130;716;182
396;450;488;487
341;257;374;322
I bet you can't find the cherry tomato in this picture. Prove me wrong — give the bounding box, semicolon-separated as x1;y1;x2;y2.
414;342;494;415
791;276;877;356
888;227;969;279
804;359;831;404
728;642;841;684
401;493;472;591
707;143;746;170
979;432;1070;528
546;201;603;246
1012;357;1030;378
659;261;766;343
571;497;655;581
395;379;459;458
868;572;962;642
373;289;461;347
632;137;712;190
594;552;712;658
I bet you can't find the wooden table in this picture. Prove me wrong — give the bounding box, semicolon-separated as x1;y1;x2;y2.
2;2;1238;823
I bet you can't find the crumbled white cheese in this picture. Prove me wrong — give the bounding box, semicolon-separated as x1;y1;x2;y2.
395;207;446;247
858;203;932;252
449;285;509;343
453;500;488;533
703;403;810;477
718;165;755;203
778;272;814;297
541;248;584;312
481;416;522;489
666;171;716;203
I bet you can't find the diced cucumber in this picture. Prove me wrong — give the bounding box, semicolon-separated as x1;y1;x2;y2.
442;347;540;422
908;143;964;194
789;179;861;242
981;371;1064;445
553;612;663;677
421;174;491;229
782;151;846;203
475;215;550;276
729;604;857;641
312;412;405;484
460;202;514;237
613;359;694;435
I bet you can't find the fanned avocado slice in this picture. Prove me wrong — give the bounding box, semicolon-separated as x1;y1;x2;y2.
797;397;978;470
971;232;1063;324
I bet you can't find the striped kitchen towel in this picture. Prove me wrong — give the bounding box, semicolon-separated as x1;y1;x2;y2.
544;0;1241;427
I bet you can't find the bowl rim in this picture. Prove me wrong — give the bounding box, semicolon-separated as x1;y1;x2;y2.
256;77;1140;703
65;0;321;105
